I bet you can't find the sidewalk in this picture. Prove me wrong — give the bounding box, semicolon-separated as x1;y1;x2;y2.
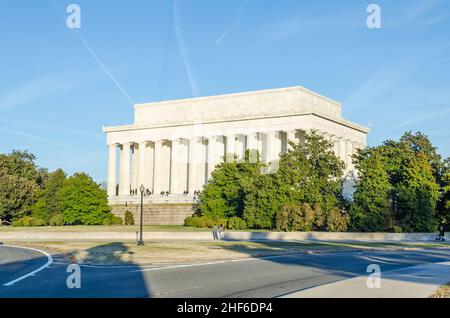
282;261;450;298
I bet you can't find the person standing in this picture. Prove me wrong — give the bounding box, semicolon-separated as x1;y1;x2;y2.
219;224;225;240
212;224;219;240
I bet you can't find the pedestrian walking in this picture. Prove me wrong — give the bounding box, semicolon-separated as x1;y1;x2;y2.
212;224;219;240
219;224;225;240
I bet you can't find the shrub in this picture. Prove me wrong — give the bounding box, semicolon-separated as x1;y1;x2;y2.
227;217;246;230
11;219;23;227
11;216;45;227
111;215;123;225
124;210;134;225
102;213;122;226
30;217;45;227
49;214;64;226
184;215;227;228
326;208;350;232
275;203;315;232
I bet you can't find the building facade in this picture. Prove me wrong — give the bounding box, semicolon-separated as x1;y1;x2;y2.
103;86;369;213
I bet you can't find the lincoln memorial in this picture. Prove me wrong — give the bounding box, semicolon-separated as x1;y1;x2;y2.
103;86;369;224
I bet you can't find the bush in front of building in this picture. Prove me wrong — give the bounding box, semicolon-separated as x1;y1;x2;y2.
227;217;247;230
102;213;123;225
275;203;316;232
124;210;135;225
11;216;45;227
184;215;229;229
49;213;64;226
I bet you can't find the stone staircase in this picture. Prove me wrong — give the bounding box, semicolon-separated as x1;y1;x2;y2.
110;203;195;225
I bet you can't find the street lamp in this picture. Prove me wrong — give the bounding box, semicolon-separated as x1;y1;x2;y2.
137;184;145;246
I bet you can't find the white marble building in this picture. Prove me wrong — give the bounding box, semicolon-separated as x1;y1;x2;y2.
103;86;369;204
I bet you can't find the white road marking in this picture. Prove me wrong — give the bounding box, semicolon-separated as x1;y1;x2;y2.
133;253;306;273
2;245;53;287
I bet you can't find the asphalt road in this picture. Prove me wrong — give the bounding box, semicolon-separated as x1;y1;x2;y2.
1;244;450;298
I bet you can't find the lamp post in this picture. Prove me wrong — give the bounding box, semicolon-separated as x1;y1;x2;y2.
137;184;145;246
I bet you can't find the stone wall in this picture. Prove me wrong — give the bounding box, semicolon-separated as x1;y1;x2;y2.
110;203;194;225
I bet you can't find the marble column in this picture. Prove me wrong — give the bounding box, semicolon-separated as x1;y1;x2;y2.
107;144;117;196
177;139;189;193
188;137;198;194
170;139;179;194
131;143;139;193
246;132;259;163
286;130;297;151
236;135;246;162
137;142;146;190
144;142;154;193
119;142;131;196
346;140;354;170
206;137;215;181
153;140;163;194
264;132;275;163
338;138;346;163
225;134;235;163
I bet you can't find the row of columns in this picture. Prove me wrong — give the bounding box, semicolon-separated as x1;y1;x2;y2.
107;130;362;197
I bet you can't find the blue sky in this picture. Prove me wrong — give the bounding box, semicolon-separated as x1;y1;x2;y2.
1;0;449;182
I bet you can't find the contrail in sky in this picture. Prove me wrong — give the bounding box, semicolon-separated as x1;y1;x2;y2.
214;0;249;46
173;0;200;97
47;0;134;105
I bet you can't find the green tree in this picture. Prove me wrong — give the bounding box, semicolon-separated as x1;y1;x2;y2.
31;169;66;223
0;167;39;222
350;152;393;231
244;130;345;229
243;173;288;229
58;173;111;225
396;153;440;232
353;132;442;233
437;158;450;229
0;150;44;222
197;151;264;219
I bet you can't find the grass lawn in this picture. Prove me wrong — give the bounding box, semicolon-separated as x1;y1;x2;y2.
0;225;270;232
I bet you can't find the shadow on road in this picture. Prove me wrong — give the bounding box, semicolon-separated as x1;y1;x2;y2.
0;242;150;298
218;231;450;294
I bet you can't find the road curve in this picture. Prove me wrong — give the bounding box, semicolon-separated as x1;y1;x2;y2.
0;245;52;287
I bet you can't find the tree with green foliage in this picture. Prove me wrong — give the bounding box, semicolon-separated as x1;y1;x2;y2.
437;158;450;230
0;167;39;222
58;173;111;225
197;151;264;219
244;130;345;229
243;173;288;229
0;150;45;222
396;153;440;232
350;152;392;232
351;132;442;233
31;169;66;224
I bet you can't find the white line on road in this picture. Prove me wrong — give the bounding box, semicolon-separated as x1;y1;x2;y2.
2;245;53;287
133;253;310;273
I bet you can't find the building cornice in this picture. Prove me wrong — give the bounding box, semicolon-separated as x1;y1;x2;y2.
103;111;369;134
